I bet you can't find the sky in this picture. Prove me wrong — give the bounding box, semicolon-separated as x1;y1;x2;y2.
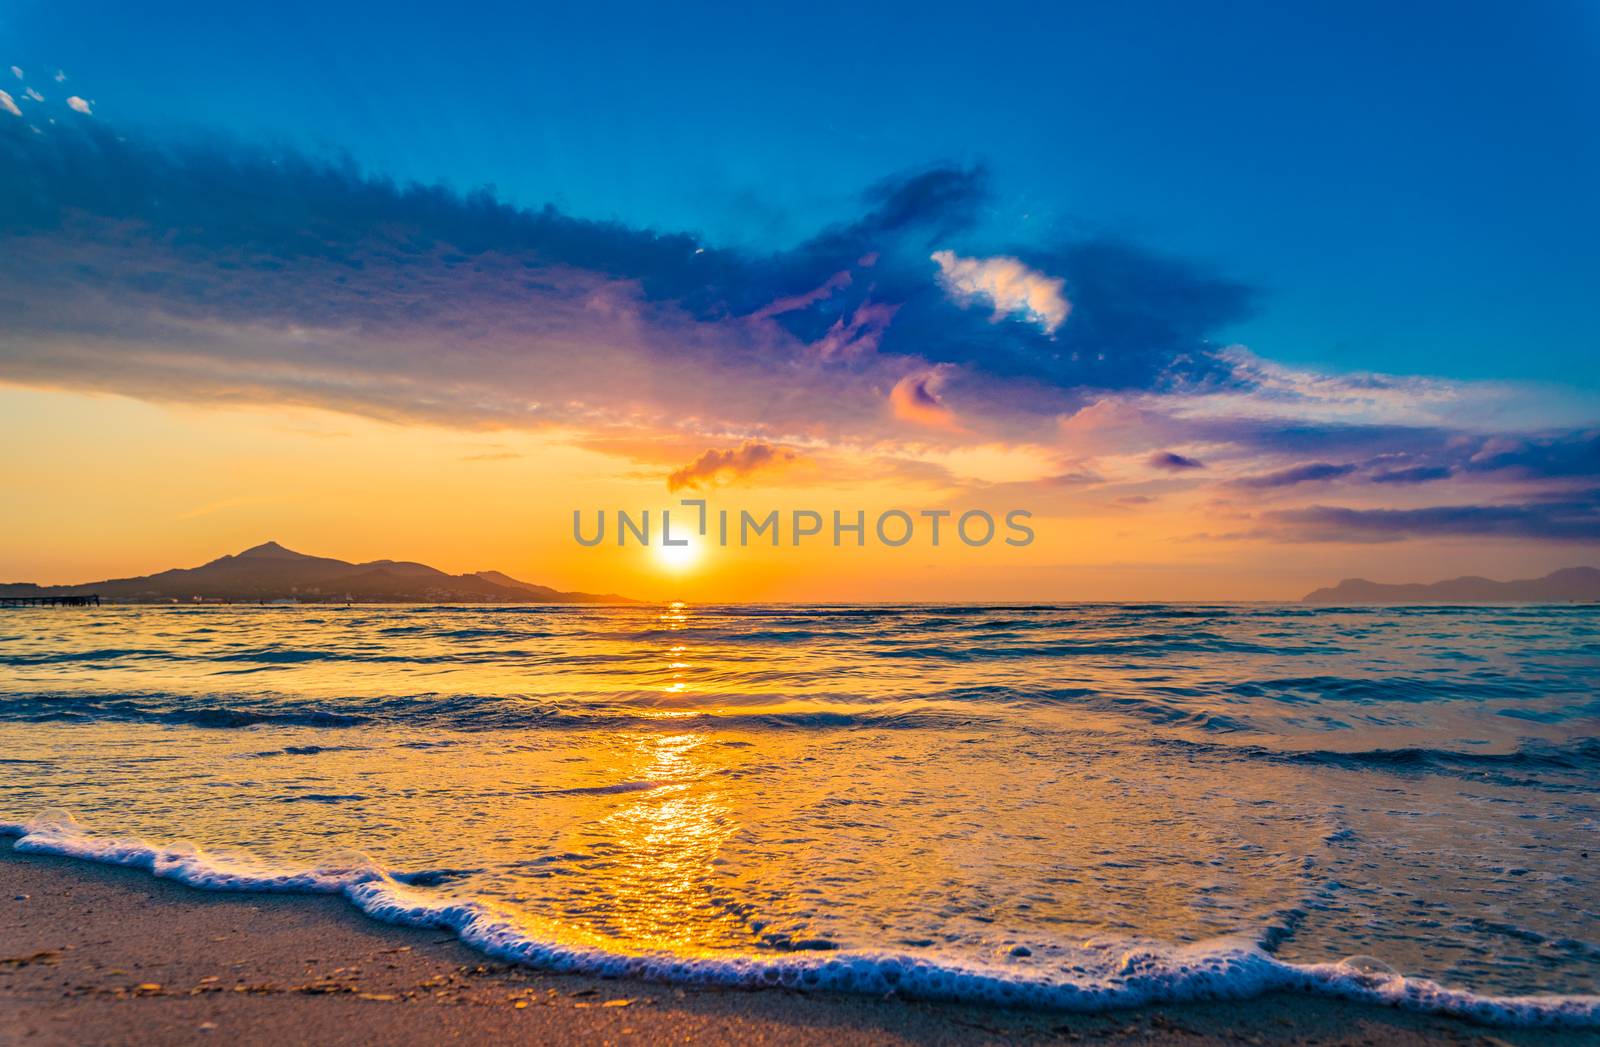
1;0;1597;600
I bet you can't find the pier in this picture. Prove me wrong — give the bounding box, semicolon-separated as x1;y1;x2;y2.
0;595;102;607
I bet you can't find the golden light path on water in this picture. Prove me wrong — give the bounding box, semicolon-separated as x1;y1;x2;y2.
0;602;1597;1000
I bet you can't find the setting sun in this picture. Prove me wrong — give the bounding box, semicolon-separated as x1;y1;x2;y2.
651;536;704;573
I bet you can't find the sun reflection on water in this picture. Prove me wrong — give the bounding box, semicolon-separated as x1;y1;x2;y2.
589;731;746;951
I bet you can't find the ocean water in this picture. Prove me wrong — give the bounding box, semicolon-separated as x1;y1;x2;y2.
1;603;1597;1024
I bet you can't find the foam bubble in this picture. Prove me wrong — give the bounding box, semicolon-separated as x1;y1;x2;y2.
3;814;1596;1028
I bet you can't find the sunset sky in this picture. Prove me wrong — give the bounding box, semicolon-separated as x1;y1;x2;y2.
2;0;1598;600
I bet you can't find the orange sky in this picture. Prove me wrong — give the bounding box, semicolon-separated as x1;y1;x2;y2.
2;386;1582;602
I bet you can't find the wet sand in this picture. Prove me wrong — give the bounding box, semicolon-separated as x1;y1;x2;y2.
1;841;1590;1046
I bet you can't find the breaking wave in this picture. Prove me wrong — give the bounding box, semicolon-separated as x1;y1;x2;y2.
3;813;1596;1027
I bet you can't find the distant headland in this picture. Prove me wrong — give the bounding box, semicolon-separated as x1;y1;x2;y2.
0;542;635;605
1302;566;1600;604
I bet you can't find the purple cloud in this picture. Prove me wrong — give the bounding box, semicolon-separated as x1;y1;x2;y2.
0;121;1263;447
1;114;1597;553
1148;451;1205;471
1234;462;1358;489
1369;465;1453;485
1462;430;1600;480
1266;497;1600;543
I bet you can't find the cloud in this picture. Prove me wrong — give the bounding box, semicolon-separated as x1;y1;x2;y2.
1164;347;1592;434
890;369;961;430
0;123;1272;450
748;269;852;321
666;441;798;491
0;126;977;441
811;300;899;360
0;91;18;118
24;87;42;102
1265;497;1600;544
1234;461;1357;489
54;70;66;83
0;128;1050;443
1148;450;1204;471
931;250;1069;333
65;96;91;115
1369;465;1452;485
1461;430;1600;479
8;67;20;80
2;114;1596;555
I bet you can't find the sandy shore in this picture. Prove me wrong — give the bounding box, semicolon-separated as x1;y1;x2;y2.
1;841;1590;1046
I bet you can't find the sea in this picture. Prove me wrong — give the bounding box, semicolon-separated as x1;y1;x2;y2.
1;603;1596;1025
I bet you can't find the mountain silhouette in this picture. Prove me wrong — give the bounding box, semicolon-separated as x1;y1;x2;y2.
0;542;634;604
1302;566;1600;604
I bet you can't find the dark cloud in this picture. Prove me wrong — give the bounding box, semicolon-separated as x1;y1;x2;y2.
1460;430;1600;480
1211;430;1599;493
864;237;1253;396
0;119;1260;442
1148;451;1204;470
1267;496;1600;543
1234;461;1358;489
1369;464;1453;485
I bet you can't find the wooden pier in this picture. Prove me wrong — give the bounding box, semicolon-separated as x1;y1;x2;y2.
0;595;102;607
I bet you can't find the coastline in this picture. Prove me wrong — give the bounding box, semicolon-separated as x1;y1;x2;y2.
3;842;1587;1047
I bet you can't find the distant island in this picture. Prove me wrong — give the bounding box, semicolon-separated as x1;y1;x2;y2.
1302;566;1600;604
0;541;634;605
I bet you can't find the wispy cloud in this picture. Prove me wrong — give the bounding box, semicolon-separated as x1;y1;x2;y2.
1148;451;1204;471
1234;461;1357;489
749;269;852;321
1462;430;1600;479
1265;498;1600;543
65;96;91;115
1369;465;1452;485
0;90;18;118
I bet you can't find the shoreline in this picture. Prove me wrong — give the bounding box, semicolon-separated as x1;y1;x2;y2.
3;842;1590;1046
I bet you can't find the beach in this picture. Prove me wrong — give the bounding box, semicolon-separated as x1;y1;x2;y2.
5;841;1590;1047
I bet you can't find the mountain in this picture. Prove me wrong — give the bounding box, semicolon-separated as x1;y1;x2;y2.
467;569;589;602
0;541;635;605
1302;566;1600;604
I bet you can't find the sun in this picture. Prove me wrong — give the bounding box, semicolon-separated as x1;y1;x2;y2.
651;535;704;573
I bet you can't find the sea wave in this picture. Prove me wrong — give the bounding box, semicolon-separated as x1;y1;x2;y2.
1160;736;1600;791
0;689;998;731
2;813;1596;1027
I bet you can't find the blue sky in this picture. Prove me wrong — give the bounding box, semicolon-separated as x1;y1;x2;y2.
6;0;1597;385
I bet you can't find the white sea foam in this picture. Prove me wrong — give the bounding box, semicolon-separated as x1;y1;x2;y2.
3;812;1597;1028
